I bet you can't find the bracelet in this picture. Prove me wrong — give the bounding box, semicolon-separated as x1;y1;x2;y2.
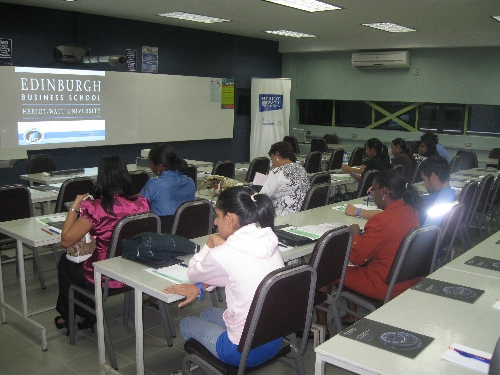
351;172;356;178
356;208;362;217
195;282;204;301
68;207;78;213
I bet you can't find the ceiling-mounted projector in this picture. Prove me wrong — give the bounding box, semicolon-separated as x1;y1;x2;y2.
53;45;126;66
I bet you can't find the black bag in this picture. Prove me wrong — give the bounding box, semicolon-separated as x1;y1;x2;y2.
121;232;197;267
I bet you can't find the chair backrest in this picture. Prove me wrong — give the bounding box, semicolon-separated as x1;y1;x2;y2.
212;160;235;179
326;149;344;170
381;144;390;167
489;336;500;375
456;149;478;170
356;169;378;198
323;133;338;144
309;227;353;296
436;203;465;268
473;174;495;217
487;175;500;210
129;171;150;195
458;181;479;226
245;157;270;183
107;212;161;260
384;225;442;303
449;155;462;174
349;147;364;166
310;138;328;153
411;160;426;184
489;148;500;160
301;183;330;211
309;172;331;186
304;151;322;174
283;136;300;154
170;199;213;239
186;164;197;190
0;185;33;246
27;154;56;174
237;264;316;361
55;177;95;213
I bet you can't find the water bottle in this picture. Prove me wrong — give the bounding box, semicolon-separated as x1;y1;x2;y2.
343;152;349;165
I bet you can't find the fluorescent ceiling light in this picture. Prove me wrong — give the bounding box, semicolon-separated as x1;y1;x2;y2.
158;12;229;23
265;30;317;38
492;16;500;22
264;0;341;12
362;22;416;33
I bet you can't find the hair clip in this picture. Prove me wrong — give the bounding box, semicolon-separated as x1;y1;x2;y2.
250;193;257;202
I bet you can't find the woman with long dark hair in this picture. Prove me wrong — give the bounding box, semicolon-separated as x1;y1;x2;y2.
140;143;195;233
341;138;388;181
164;187;285;367
391;137;416;181
54;155;150;331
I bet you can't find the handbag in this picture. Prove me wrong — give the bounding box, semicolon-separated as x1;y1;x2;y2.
66;233;96;262
198;175;242;195
121;232;197;266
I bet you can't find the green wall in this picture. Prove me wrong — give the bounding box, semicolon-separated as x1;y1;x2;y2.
282;47;500;156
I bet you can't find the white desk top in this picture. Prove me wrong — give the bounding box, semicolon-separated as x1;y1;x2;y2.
315;266;500;374
0;215;62;247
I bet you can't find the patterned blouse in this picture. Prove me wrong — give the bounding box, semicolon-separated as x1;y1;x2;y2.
260;163;310;217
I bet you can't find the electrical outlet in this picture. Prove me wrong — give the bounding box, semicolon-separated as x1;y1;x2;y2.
465;143;471;147
351;134;357;138
414;68;419;75
306;131;311;135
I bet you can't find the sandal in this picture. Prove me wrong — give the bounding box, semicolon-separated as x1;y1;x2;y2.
54;316;68;330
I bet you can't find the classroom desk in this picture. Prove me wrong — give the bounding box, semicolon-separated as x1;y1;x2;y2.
184;159;214;168
29;187;59;214
93;255;193;375
315;266;500;375
20;164;151;186
443;230;500;281
0;214;63;350
196;165;248;183
477;158;498;169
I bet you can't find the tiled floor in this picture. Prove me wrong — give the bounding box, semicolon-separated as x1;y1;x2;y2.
0;221;496;375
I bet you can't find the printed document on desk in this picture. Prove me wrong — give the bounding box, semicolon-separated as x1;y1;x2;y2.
282;222;346;240
146;264;190;284
36;214;67;233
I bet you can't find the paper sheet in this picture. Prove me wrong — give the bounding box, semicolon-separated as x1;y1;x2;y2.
283;222;345;240
441;343;491;373
252;172;268;186
493;300;500;310
146;264;190;284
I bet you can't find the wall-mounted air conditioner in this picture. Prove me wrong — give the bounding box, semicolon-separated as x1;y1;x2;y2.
351;51;410;69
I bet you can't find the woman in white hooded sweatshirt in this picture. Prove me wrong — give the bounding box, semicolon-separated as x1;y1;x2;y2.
164;186;285;367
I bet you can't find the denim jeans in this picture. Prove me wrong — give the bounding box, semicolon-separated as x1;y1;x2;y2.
180;307;226;359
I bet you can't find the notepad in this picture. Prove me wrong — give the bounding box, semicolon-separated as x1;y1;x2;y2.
146;264;190;284
252;172;267;186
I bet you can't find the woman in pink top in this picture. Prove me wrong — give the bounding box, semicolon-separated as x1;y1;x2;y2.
164;187;285;367
54;155;149;332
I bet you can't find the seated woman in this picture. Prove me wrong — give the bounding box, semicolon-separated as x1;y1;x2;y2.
415;139;439;165
317;169;421;330
260;141;310;216
54;156;150;331
390;137;416;182
164;187;285;367
341;138;388;181
140;143;196;233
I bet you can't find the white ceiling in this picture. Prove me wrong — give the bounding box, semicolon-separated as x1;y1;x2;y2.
4;0;500;52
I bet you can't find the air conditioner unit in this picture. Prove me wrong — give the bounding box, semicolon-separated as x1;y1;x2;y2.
351;51;410;69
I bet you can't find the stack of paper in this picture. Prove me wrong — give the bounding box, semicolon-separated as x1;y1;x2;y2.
146;264;190;284
281;222;345;240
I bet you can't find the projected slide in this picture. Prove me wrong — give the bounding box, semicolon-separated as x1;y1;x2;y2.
16;67;105;145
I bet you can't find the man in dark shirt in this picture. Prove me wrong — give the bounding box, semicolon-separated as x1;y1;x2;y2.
418;156;457;226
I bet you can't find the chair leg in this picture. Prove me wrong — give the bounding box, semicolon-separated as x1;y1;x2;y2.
158;300;175;346
69;286;76;344
123;290;134;327
103;315;118;370
210;290;218;308
31;248;46;290
51;244;60;264
216;287;223;303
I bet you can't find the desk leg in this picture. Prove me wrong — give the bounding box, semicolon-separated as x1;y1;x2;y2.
0;247;5;323
135;288;144;375
315;355;326;375
17;240;29;317
94;270;107;375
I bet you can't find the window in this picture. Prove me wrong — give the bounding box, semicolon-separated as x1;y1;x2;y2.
418;103;465;134
334;100;372;127
468;105;500;136
298;99;333;126
373;101;416;131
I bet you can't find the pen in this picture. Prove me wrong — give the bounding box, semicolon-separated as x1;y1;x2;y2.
449;347;491;364
48;228;60;234
41;228;53;235
366;193;370;207
278;243;287;248
179;262;188;268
